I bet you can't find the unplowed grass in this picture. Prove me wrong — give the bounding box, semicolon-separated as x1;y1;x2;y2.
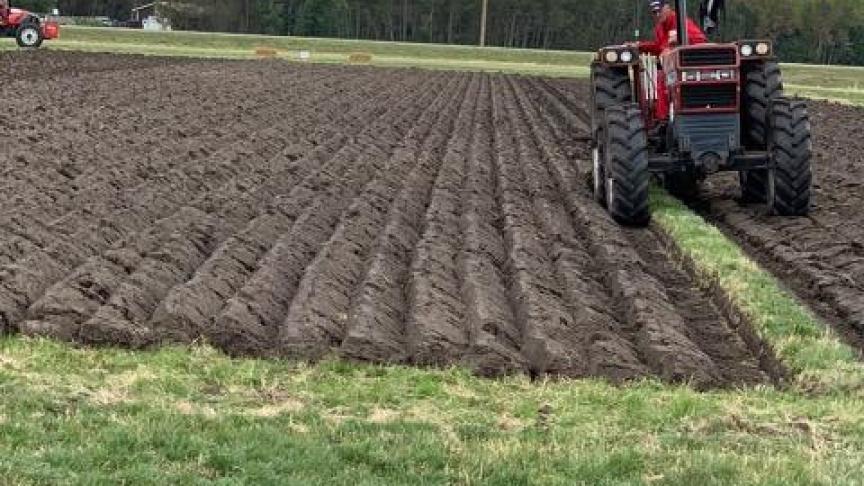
2;338;864;485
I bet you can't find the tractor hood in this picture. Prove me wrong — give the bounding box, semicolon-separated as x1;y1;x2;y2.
7;8;35;23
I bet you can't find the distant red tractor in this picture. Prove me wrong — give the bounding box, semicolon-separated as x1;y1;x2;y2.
590;0;811;226
1;7;60;48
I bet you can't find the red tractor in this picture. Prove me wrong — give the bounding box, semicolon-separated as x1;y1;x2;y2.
590;0;811;226
1;6;60;48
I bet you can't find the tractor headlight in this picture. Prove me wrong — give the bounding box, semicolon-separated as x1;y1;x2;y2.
756;42;770;55
605;50;620;63
620;50;634;63
740;44;754;57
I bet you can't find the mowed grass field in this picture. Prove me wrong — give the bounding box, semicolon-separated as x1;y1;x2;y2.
11;26;864;103
2;27;864;485
37;26;595;77
782;63;864;105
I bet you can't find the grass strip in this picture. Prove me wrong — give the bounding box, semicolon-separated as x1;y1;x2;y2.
56;26;595;66
651;189;864;391
2;337;864;484
785;84;864;106
40;39;589;77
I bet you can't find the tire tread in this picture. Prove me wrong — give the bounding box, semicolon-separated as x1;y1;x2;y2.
604;105;651;226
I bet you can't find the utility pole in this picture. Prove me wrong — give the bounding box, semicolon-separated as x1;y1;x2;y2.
480;0;488;47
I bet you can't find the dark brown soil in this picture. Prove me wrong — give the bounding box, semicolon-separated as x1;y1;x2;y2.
0;51;779;387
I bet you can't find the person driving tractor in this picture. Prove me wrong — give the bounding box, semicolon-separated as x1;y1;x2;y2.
0;0;9;25
635;0;708;121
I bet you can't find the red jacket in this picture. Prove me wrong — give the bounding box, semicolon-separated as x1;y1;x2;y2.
638;12;708;55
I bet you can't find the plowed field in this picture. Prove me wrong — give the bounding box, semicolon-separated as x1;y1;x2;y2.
0;51;782;387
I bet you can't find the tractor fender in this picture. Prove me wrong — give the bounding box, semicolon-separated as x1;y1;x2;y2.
19;15;41;26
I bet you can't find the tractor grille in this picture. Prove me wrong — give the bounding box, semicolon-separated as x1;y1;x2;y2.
681;84;737;109
680;48;737;67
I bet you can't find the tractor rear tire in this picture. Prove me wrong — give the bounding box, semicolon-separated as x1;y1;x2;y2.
739;61;783;203
768;98;812;216
16;22;44;48
603;104;650;227
590;64;632;207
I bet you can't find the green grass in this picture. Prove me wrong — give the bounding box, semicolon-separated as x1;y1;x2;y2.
781;63;864;105
35;26;593;77
1;26;864;484
2;338;864;485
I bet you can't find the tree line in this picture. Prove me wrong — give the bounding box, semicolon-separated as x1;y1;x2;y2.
14;0;864;65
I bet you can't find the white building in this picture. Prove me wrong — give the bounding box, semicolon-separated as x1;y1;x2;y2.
132;2;172;31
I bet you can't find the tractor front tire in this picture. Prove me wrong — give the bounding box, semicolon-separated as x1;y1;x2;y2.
739;61;783;203
591;63;632;138
16;22;44;48
768;98;812;216
603;105;650;227
742;60;783;148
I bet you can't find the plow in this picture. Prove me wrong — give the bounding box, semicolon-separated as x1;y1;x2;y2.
590;0;812;226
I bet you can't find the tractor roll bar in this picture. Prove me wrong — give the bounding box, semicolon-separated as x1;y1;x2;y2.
675;0;689;46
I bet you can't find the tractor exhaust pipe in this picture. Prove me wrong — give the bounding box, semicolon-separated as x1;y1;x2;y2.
675;0;689;46
700;0;725;34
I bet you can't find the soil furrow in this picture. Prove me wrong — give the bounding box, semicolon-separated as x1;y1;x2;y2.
0;67;377;259
273;75;466;360
208;72;451;356
506;77;651;381
0;65;384;229
401;74;481;366
10;68;424;338
489;76;586;377
511;76;771;387
338;76;474;363
457;77;529;376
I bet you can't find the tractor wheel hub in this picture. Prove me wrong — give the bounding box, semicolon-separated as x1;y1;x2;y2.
20;27;39;45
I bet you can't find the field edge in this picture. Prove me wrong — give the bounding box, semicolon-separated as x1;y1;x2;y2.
650;189;864;393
